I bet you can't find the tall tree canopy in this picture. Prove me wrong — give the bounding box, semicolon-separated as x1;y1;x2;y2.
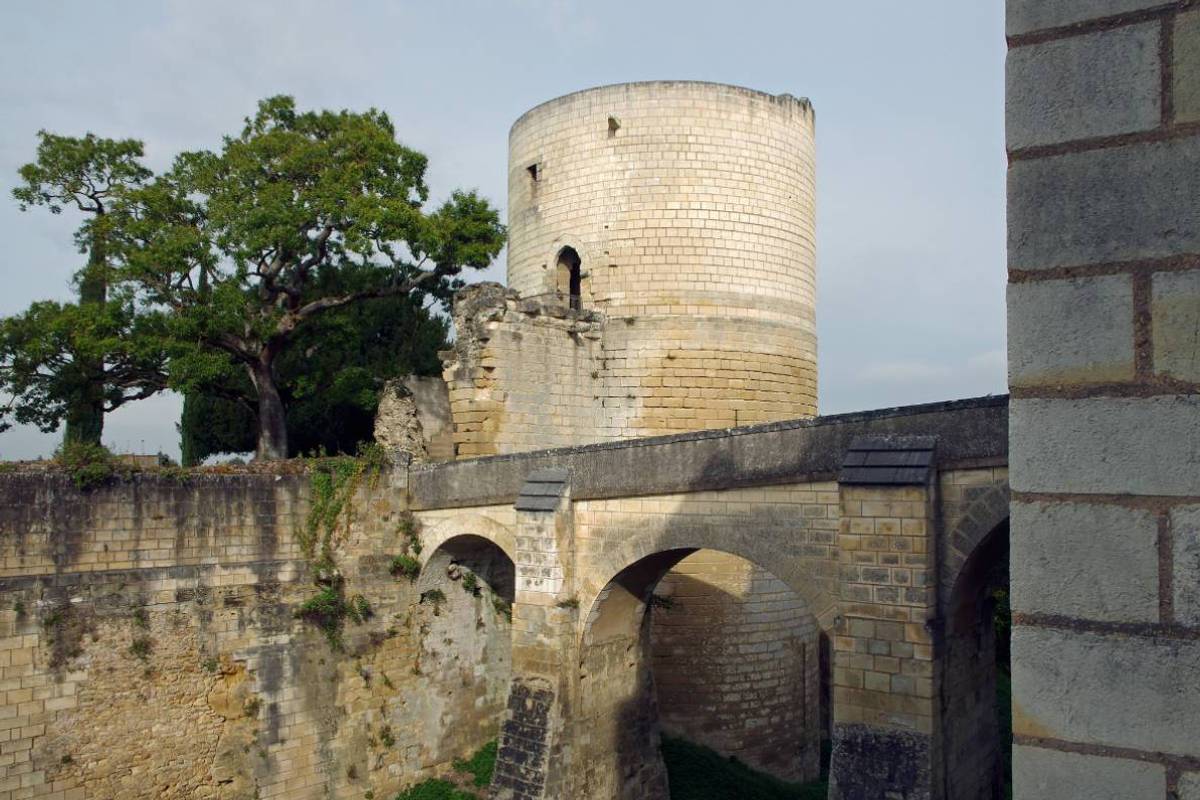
111;96;505;459
7;132;155;443
179;285;449;464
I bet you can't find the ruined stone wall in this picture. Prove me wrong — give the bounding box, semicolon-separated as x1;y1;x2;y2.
0;471;511;800
442;285;608;458
1006;2;1200;796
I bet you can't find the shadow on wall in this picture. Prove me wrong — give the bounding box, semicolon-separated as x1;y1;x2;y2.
942;519;1010;800
650;550;823;782
415;534;516;765
572;543;829;798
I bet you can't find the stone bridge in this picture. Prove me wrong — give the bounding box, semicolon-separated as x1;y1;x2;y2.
408;395;1009;800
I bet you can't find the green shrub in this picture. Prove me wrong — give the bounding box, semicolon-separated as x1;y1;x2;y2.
129;636;153;661
294;586;371;649
452;740;497;788
390;554;421;581
55;441;117;490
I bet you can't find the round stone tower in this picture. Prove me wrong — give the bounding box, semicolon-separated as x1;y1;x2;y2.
507;81;818;432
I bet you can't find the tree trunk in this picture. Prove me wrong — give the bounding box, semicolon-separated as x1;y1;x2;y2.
249;358;288;460
65;227;108;446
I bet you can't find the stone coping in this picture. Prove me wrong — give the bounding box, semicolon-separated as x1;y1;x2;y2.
409;395;1009;510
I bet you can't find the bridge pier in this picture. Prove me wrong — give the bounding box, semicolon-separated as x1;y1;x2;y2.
829;436;943;800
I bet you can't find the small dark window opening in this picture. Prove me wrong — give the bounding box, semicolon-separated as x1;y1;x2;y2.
527;163;539;182
557;246;582;310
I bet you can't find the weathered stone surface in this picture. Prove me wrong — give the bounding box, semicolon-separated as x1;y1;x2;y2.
1006;24;1160;149
1011;500;1158;622
374;378;429;462
1010;396;1200;496
1007;275;1135;386
828;723;932;800
1007;0;1168;36
1180;771;1200;800
1008;137;1200;269
1152;269;1200;383
1174;11;1200;124
1012;626;1200;754
1171;505;1200;625
1012;745;1165;799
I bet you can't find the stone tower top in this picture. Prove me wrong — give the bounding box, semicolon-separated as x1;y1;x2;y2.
506;81;818;425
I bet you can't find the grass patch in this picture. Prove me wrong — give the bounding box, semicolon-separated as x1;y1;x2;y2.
997;667;1013;800
661;735;827;800
452;739;497;788
391;779;477;800
393;739;496;800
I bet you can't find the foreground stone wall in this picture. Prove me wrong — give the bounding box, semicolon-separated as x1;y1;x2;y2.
1007;2;1200;796
0;472;510;800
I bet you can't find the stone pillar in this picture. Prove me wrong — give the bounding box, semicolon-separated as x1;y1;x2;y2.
490;469;577;800
830;436;940;800
1006;2;1200;796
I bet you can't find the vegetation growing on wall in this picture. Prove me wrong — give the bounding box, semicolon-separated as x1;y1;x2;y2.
389;739;496;799
293;444;385;648
389;512;423;581
54;441;121;490
294;582;372;650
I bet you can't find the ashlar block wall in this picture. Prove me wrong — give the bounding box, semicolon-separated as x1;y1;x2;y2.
1006;2;1200;796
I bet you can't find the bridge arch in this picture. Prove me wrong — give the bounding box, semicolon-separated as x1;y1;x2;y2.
577;524;840;639
417;512;516;570
569;535;833;797
938;483;1011;800
940;482;1009;615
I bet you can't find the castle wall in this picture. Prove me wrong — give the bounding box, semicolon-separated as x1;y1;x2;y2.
0;472;510;800
1006;3;1200;796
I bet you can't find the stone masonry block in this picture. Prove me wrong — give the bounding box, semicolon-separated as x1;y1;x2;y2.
1008;137;1200;269
1008;275;1135;386
1171;505;1200;625
1012;745;1165;800
1010;396;1200;496
1175;11;1200;124
1011;501;1159;622
1152;269;1200;382
1012;626;1200;754
1180;772;1200;800
1007;24;1161;150
1008;0;1167;36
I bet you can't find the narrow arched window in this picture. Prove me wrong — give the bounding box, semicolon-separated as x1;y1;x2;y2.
556;246;582;310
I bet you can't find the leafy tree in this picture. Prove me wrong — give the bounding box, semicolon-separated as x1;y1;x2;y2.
110;96;504;460
178;289;449;464
10;132;154;443
0;299;168;438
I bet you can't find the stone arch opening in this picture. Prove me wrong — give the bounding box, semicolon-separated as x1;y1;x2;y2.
555;246;584;310
569;546;827;798
941;517;1010;800
413;534;515;762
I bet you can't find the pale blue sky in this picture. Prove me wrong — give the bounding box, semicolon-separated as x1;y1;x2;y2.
0;0;1007;460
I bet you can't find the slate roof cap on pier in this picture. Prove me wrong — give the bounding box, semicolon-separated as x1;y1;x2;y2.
515;468;570;511
839;435;937;486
